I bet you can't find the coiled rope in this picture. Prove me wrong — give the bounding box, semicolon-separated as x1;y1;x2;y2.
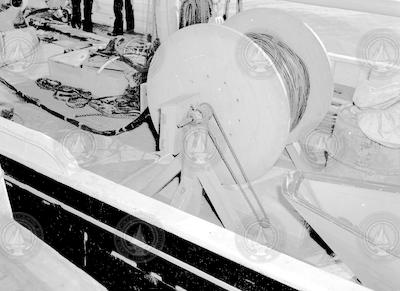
0;76;155;137
35;78;141;118
246;32;311;131
179;0;213;29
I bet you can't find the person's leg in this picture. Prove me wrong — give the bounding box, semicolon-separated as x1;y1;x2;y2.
83;0;93;32
224;0;230;20
71;0;82;28
124;0;134;32
113;0;124;34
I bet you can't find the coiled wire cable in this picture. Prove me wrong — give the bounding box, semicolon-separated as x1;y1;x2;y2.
246;32;311;131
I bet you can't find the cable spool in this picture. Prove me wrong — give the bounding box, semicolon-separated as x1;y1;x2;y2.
147;9;333;184
147;23;290;185
225;8;333;143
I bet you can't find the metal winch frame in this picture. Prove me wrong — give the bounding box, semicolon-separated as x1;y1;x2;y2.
126;99;272;233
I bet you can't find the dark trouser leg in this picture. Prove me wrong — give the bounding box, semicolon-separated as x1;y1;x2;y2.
83;0;93;32
71;0;82;28
113;0;124;34
124;0;134;31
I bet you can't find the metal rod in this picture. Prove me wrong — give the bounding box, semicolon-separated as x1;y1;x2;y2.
208;131;263;223
211;112;270;222
198;103;270;225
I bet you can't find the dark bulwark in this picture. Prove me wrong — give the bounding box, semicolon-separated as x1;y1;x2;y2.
0;154;296;291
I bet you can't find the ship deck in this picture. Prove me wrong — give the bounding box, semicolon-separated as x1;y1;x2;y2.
1;1;400;289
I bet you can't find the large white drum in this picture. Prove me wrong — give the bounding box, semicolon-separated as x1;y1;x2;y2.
147;24;290;185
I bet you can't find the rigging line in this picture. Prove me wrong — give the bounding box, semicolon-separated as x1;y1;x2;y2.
35;77;141;117
94;51;147;74
208;130;264;223
25;8;52;18
246;32;310;131
214;32;310;221
29;22;89;42
202;103;270;225
0;76;150;136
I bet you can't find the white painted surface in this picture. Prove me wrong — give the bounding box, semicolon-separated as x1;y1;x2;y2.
237;0;400;60
286;173;400;291
281;0;400;18
0;116;371;291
